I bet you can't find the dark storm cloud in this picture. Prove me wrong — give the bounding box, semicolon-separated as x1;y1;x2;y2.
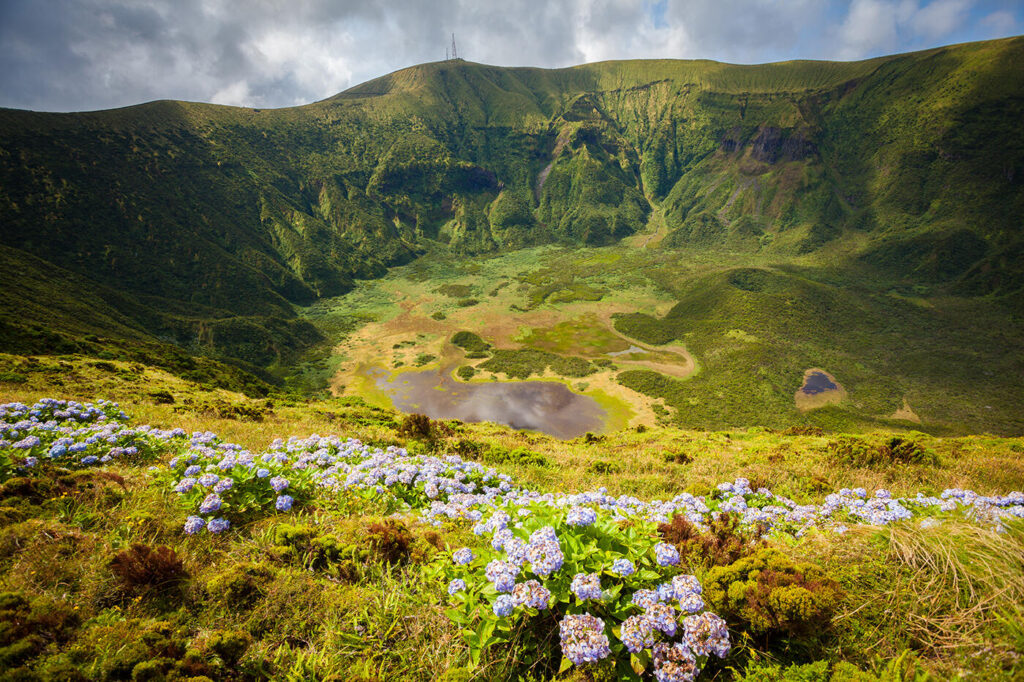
0;0;1020;112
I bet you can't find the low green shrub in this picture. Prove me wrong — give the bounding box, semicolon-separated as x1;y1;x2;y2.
827;436;938;467
451;331;491;353
704;548;842;646
206;563;275;609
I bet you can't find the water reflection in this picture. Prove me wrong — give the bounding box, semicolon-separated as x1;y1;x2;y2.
368;367;607;439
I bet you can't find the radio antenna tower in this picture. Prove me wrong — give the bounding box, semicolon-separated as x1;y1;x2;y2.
451;33;458;60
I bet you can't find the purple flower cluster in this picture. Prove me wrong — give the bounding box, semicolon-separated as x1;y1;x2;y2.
485;559;518;593
512;580;550;610
570;573;603;601
620;614;657;653
559;614;611;665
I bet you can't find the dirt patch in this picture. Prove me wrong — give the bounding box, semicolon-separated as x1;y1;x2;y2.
890;396;922;423
794;368;846;412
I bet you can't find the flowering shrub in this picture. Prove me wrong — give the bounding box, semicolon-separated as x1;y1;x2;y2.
441;503;731;679
0;399;185;480
156;434;346;533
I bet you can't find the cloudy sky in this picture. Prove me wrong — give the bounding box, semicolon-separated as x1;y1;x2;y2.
1;0;1020;112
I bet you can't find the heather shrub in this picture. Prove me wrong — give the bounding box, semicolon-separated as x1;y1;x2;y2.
827;436;937;467
397;413;434;440
365;518;415;564
658;512;765;569
109;544;187;594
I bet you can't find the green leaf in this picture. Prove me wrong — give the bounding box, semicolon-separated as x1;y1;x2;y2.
558;656;574;674
630;653;646;675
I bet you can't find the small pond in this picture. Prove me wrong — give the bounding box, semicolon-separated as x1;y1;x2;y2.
606;345;645;357
366;367;607;439
801;370;839;395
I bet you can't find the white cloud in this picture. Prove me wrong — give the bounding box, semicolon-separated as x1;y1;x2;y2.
0;0;1016;112
979;9;1016;33
834;0;978;60
911;0;972;39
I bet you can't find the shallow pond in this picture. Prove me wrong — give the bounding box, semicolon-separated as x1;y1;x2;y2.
367;367;607;439
801;370;839;395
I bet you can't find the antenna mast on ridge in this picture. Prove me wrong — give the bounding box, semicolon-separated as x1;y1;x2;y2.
451;33;458;60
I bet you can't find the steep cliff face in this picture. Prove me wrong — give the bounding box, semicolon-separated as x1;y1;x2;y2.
1;37;1022;372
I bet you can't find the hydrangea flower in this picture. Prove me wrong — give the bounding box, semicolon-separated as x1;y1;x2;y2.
611;558;635;576
526;538;563;577
652;642;699;682
13;436;40;449
270;476;289;492
184;464;201;477
646;603;678;637
492;594;516;617
448;578;466;595
174;477;197;493
566;506;597;527
654;543;680;566
619;614;656;653
214;478;234;494
23;457;37;468
199;494;222;514
207;517;231;533
570;573;603;601
678;591;705;614
81;455;98;465
682;612;730;659
512;580;550;610
452;548;474;565
492;528;515;552
632;589;661;609
672;574;702;597
183;516;206;534
485;559;518;593
276;495;294;511
256;468;271;478
504;537;529;566
559;614;611;665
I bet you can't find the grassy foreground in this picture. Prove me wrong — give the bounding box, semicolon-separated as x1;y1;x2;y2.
0;358;1022;681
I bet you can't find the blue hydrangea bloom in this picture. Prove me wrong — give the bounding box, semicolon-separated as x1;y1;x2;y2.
654;543;680;566
207;517;231;533
611;558;635;576
199;494;222;514
275;494;294;511
183;516;206;534
492;594;516;617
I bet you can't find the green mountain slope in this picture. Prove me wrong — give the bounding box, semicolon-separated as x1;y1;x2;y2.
1;37;1022;403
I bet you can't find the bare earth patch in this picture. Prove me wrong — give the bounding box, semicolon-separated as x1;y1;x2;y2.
794;368;846;412
890;396;922;423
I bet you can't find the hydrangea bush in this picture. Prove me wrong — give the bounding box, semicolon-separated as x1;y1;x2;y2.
439;503;730;679
0;399;184;479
